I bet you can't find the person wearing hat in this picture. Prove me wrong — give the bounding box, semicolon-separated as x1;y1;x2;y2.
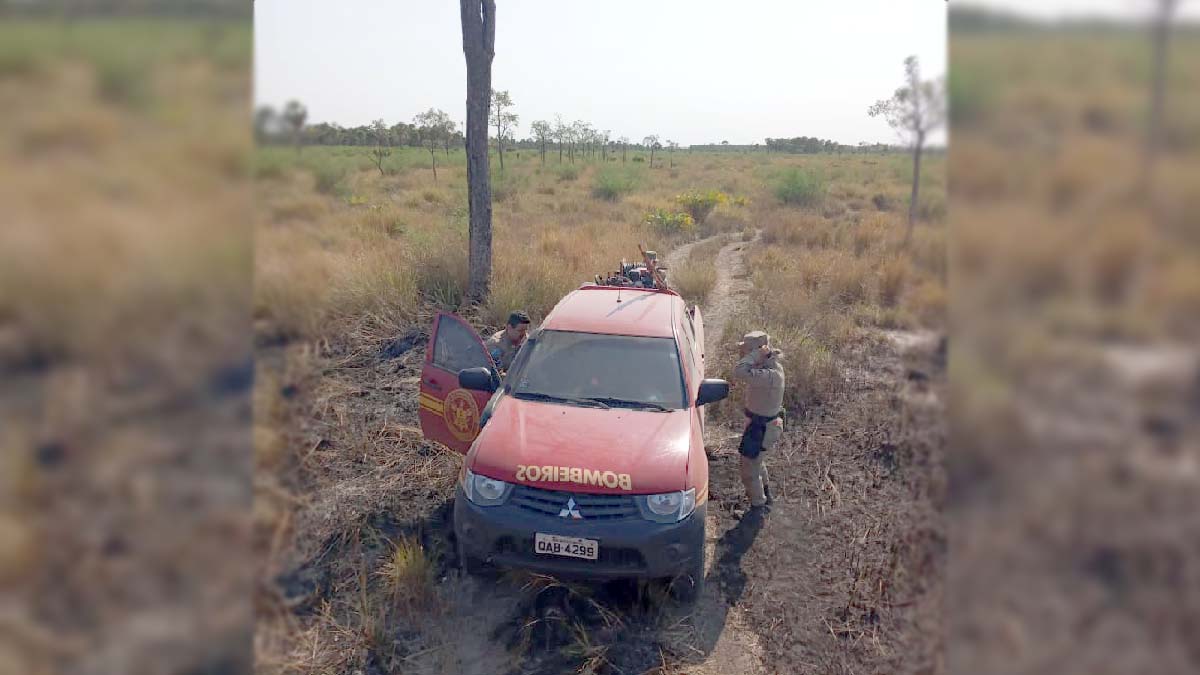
733;330;785;509
485;310;531;373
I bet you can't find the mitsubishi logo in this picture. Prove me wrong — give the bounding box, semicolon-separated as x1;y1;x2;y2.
558;497;582;519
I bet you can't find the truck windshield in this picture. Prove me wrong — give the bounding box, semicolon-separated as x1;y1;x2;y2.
506;330;687;410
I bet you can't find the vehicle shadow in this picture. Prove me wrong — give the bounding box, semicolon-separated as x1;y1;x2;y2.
668;506;768;666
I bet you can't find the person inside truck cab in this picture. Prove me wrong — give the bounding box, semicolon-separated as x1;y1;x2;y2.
485;310;531;373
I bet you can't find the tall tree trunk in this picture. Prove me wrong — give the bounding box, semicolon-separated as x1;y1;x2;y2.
461;0;494;303
558;141;563;163
622;144;626;163
429;146;438;183
906;133;923;247
649;148;655;169
540;138;545;165
1144;0;1176;195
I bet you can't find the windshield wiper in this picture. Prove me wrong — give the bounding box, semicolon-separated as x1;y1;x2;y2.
513;391;610;409
584;397;672;412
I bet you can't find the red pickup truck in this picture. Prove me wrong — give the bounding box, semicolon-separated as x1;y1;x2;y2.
418;284;729;601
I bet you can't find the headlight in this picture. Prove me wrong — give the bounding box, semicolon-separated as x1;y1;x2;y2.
638;488;697;523
463;468;511;506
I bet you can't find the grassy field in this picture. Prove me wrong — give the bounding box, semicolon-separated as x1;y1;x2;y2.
948;21;1200;675
1;18;253;675
254;143;945;352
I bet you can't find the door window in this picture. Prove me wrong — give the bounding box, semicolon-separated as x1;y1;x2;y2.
433;315;492;374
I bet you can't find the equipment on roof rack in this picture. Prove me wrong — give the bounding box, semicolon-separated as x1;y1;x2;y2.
593;245;671;290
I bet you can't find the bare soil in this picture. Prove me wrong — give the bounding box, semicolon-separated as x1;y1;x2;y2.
259;231;945;674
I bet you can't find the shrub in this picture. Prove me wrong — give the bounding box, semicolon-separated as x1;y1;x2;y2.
311;163;346;195
644;209;695;234
784;340;843;409
872;193;898;211
491;170;525;202
95;53;150;105
555;164;580;182
672;263;718;305
907;278;947;328
592;167;640;201
632;155;645;163
774;168;826;207
254;153;287;181
876;256;911;308
674;190;728;225
823;256;871;306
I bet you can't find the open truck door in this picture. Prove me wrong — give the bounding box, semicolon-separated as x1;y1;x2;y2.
691;305;705;372
419;312;497;454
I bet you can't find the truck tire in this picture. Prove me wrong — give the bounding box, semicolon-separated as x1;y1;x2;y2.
669;525;706;603
457;537;485;576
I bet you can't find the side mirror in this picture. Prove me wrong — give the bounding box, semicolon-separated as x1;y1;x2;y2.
458;367;498;393
695;378;729;406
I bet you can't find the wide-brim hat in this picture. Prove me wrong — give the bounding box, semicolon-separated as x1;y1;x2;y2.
738;330;770;350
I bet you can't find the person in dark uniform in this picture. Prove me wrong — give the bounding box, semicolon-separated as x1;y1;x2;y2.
485;310;531;373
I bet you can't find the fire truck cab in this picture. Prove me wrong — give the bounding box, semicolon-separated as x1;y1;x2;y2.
418;284;728;601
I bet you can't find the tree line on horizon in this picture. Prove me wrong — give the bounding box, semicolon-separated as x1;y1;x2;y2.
254;97;905;159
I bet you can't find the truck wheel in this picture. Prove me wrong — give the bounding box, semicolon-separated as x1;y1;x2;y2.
457;537;484;576
669;524;707;603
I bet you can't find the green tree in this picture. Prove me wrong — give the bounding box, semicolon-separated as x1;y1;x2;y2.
282;99;307;154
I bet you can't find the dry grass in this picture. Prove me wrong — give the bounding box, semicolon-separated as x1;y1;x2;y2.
2;18;254;675
671;236;725;305
948;23;1200;675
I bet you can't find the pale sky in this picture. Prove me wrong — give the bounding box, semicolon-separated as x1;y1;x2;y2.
254;0;947;146
963;0;1200;21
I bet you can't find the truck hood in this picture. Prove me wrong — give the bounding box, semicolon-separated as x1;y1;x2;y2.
468;397;692;494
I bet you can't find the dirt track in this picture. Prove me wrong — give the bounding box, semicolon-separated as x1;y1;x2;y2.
263;230;944;675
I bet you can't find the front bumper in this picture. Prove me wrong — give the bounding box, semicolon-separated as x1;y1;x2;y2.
454;485;706;580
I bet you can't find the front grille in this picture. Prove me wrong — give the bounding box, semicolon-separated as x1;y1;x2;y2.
510;484;641;522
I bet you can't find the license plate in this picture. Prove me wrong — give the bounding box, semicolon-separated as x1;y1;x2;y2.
534;533;598;560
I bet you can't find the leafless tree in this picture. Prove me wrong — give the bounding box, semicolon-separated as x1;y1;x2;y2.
643;134;661;168
869;55;945;246
441;118;459;156
531;120;552;165
490;89;518;170
415;108;452;182
368;118;391;176
461;0;495;303
619;136;629;163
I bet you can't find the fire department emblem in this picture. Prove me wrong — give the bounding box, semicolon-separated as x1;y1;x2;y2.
443;389;480;442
